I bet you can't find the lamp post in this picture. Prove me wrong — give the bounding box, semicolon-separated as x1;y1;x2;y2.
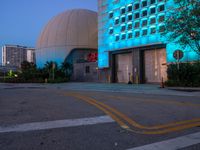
3;61;10;81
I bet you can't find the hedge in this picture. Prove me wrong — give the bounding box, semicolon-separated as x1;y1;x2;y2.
165;62;200;87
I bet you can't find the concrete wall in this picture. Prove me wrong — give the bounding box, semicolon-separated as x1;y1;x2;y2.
72;62;98;82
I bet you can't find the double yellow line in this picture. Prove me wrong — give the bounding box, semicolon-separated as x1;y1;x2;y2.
64;92;200;135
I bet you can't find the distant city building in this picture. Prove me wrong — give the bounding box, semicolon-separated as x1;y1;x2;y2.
1;45;35;68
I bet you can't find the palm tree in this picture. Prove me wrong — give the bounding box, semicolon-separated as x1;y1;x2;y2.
44;61;57;80
61;61;73;78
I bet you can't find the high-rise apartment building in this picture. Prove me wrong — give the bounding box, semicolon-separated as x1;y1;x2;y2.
2;45;35;68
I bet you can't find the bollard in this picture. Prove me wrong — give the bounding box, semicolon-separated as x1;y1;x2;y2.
160;77;164;88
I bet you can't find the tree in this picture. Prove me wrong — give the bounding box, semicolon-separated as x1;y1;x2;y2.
20;61;37;80
44;61;58;80
61;61;73;78
163;0;200;55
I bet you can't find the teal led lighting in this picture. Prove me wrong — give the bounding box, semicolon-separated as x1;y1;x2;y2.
98;0;199;68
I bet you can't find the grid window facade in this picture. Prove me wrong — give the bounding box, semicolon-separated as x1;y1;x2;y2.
142;1;147;7
121;34;126;40
150;7;156;14
128;14;133;21
128;32;133;39
142;10;147;17
134;3;140;10
158;15;165;22
142;20;148;27
135;13;140;19
135;31;140;37
109;12;113;18
135;22;140;28
142;29;148;36
98;0;168;68
127;5;133;12
150;27;156;34
121;25;126;32
109;28;114;34
150;17;156;24
128;23;133;30
115;18;119;25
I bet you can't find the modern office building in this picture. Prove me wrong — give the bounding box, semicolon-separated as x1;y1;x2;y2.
98;0;199;83
2;45;35;68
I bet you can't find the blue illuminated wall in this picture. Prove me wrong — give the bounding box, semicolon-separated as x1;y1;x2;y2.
98;0;199;68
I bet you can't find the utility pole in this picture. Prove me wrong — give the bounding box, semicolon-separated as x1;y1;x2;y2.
52;62;55;80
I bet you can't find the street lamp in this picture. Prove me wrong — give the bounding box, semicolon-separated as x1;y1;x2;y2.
3;61;10;81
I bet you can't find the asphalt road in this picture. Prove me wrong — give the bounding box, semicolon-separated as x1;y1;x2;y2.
0;83;200;150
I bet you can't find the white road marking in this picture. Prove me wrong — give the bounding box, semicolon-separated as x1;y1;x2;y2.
127;131;200;150
0;115;114;133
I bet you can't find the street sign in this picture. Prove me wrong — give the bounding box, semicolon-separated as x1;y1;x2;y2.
173;50;184;60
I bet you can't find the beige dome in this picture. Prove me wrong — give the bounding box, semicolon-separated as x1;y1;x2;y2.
36;9;98;67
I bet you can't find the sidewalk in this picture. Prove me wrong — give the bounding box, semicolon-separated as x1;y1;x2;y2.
0;82;200;97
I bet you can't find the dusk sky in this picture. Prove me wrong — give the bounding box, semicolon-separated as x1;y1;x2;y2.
0;0;97;61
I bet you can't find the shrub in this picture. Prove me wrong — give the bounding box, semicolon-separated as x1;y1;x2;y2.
165;62;200;87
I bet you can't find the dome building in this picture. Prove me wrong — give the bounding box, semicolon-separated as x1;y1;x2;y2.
36;9;98;67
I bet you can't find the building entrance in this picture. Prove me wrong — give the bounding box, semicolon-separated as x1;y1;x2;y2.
144;48;167;83
115;53;133;83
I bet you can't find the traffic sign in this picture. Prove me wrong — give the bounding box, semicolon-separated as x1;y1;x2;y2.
173;50;184;60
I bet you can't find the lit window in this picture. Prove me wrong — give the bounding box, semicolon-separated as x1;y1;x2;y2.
135;13;140;19
121;34;126;40
115;35;120;41
109;12;114;18
127;5;133;12
142;10;147;17
159;25;165;32
109;28;114;34
158;5;165;12
150;17;156;24
142;29;148;36
128;23;132;30
158;15;165;22
121;16;126;23
150;7;156;14
128;14;133;21
142;1;147;7
135;31;140;37
150;27;156;34
142;20;147;27
150;0;156;4
134;22;140;28
121;7;126;14
128;32;133;39
121;25;126;32
115;18;119;25
134;3;140;10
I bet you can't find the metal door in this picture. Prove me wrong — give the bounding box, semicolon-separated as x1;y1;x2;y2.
115;53;133;83
144;49;167;83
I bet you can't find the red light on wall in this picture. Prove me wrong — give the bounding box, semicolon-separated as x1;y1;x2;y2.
87;53;98;62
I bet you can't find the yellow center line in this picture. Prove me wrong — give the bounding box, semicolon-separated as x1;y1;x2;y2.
65;93;129;129
63;92;200;135
74;93;200;130
107;95;200;108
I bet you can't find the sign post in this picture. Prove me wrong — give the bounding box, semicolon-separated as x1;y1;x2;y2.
52;63;55;80
173;50;184;70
